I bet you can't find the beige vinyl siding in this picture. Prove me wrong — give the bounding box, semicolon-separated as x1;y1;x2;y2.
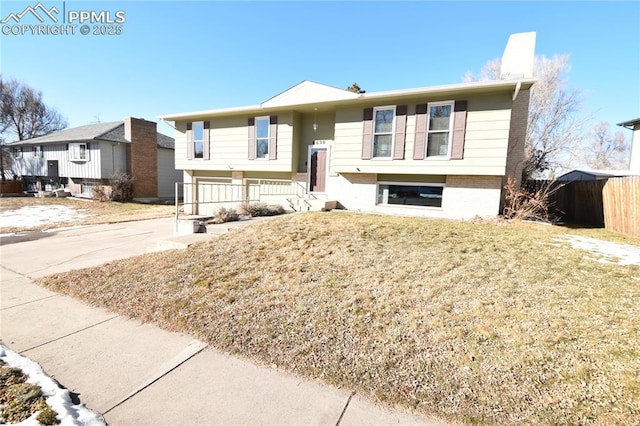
332;94;513;176
297;111;335;173
174;113;295;172
292;112;302;173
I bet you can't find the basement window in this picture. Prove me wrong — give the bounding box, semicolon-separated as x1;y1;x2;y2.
377;183;444;208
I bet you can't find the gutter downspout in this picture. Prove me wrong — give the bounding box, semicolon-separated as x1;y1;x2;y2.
512;81;522;101
159;117;177;131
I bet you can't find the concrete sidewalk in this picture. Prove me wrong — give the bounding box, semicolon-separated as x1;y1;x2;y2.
0;218;438;425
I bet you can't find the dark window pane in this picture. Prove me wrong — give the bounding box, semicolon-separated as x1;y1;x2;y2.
374;109;393;133
194;142;204;158
427;132;449;157
429;105;451;131
257;139;269;158
373;135;392;157
378;184;443;207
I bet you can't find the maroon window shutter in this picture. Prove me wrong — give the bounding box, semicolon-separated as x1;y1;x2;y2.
393;105;407;160
203;121;211;160
186;122;194;160
247;117;256;160
451;101;467;160
269;115;277;160
361;107;373;160
413;104;428;160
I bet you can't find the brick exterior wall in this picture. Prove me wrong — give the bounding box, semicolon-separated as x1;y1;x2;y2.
327;173;377;211
501;88;531;210
444;175;503;218
292;172;307;183
125;117;158;198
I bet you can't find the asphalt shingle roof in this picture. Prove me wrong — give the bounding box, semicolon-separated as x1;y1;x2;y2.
6;120;174;149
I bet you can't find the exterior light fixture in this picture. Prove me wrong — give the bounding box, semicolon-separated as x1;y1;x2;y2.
313;107;318;132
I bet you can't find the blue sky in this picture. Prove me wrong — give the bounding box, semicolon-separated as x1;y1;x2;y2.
1;0;638;140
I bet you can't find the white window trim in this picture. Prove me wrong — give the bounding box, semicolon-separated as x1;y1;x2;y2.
13;147;22;158
33;146;43;158
69;143;88;162
192;121;205;160
372;106;396;159
255;116;270;160
425;100;454;160
376;181;445;209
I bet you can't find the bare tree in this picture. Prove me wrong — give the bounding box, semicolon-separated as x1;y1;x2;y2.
462;58;501;83
0;76;67;181
582;121;629;169
464;55;586;179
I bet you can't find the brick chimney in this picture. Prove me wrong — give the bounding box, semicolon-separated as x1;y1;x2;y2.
124;117;158;198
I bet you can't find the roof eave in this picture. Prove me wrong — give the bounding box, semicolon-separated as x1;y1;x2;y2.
158;78;537;121
617;118;640;129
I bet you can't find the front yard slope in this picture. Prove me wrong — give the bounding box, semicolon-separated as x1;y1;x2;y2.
39;212;640;424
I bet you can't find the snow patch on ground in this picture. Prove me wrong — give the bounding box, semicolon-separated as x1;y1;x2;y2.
0;206;87;228
558;235;640;266
0;344;105;425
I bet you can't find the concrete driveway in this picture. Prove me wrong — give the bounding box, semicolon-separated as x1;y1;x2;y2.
0;217;439;425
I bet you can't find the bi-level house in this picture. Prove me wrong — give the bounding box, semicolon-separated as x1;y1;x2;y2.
159;33;536;219
7;117;182;198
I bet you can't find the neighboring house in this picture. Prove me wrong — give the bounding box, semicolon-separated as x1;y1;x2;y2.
556;169;639;182
558;119;640;182
617;118;640;174
159;32;536;219
6;117;182;198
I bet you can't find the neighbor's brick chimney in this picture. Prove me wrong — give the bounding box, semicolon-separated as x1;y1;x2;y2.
125;117;158;198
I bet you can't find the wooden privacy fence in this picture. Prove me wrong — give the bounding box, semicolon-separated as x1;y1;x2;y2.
0;180;23;195
555;180;606;227
526;177;639;235
602;176;640;237
525;180;605;227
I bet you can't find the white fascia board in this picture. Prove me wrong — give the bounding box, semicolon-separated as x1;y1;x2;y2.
158;79;537;121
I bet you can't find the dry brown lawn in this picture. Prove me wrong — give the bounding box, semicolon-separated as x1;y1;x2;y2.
0;197;174;233
38;212;640;424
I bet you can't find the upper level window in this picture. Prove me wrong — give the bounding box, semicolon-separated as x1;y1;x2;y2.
255;116;269;159
12;147;22;158
426;101;454;158
192;121;204;159
33;146;43;157
69;143;87;161
373;107;394;158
